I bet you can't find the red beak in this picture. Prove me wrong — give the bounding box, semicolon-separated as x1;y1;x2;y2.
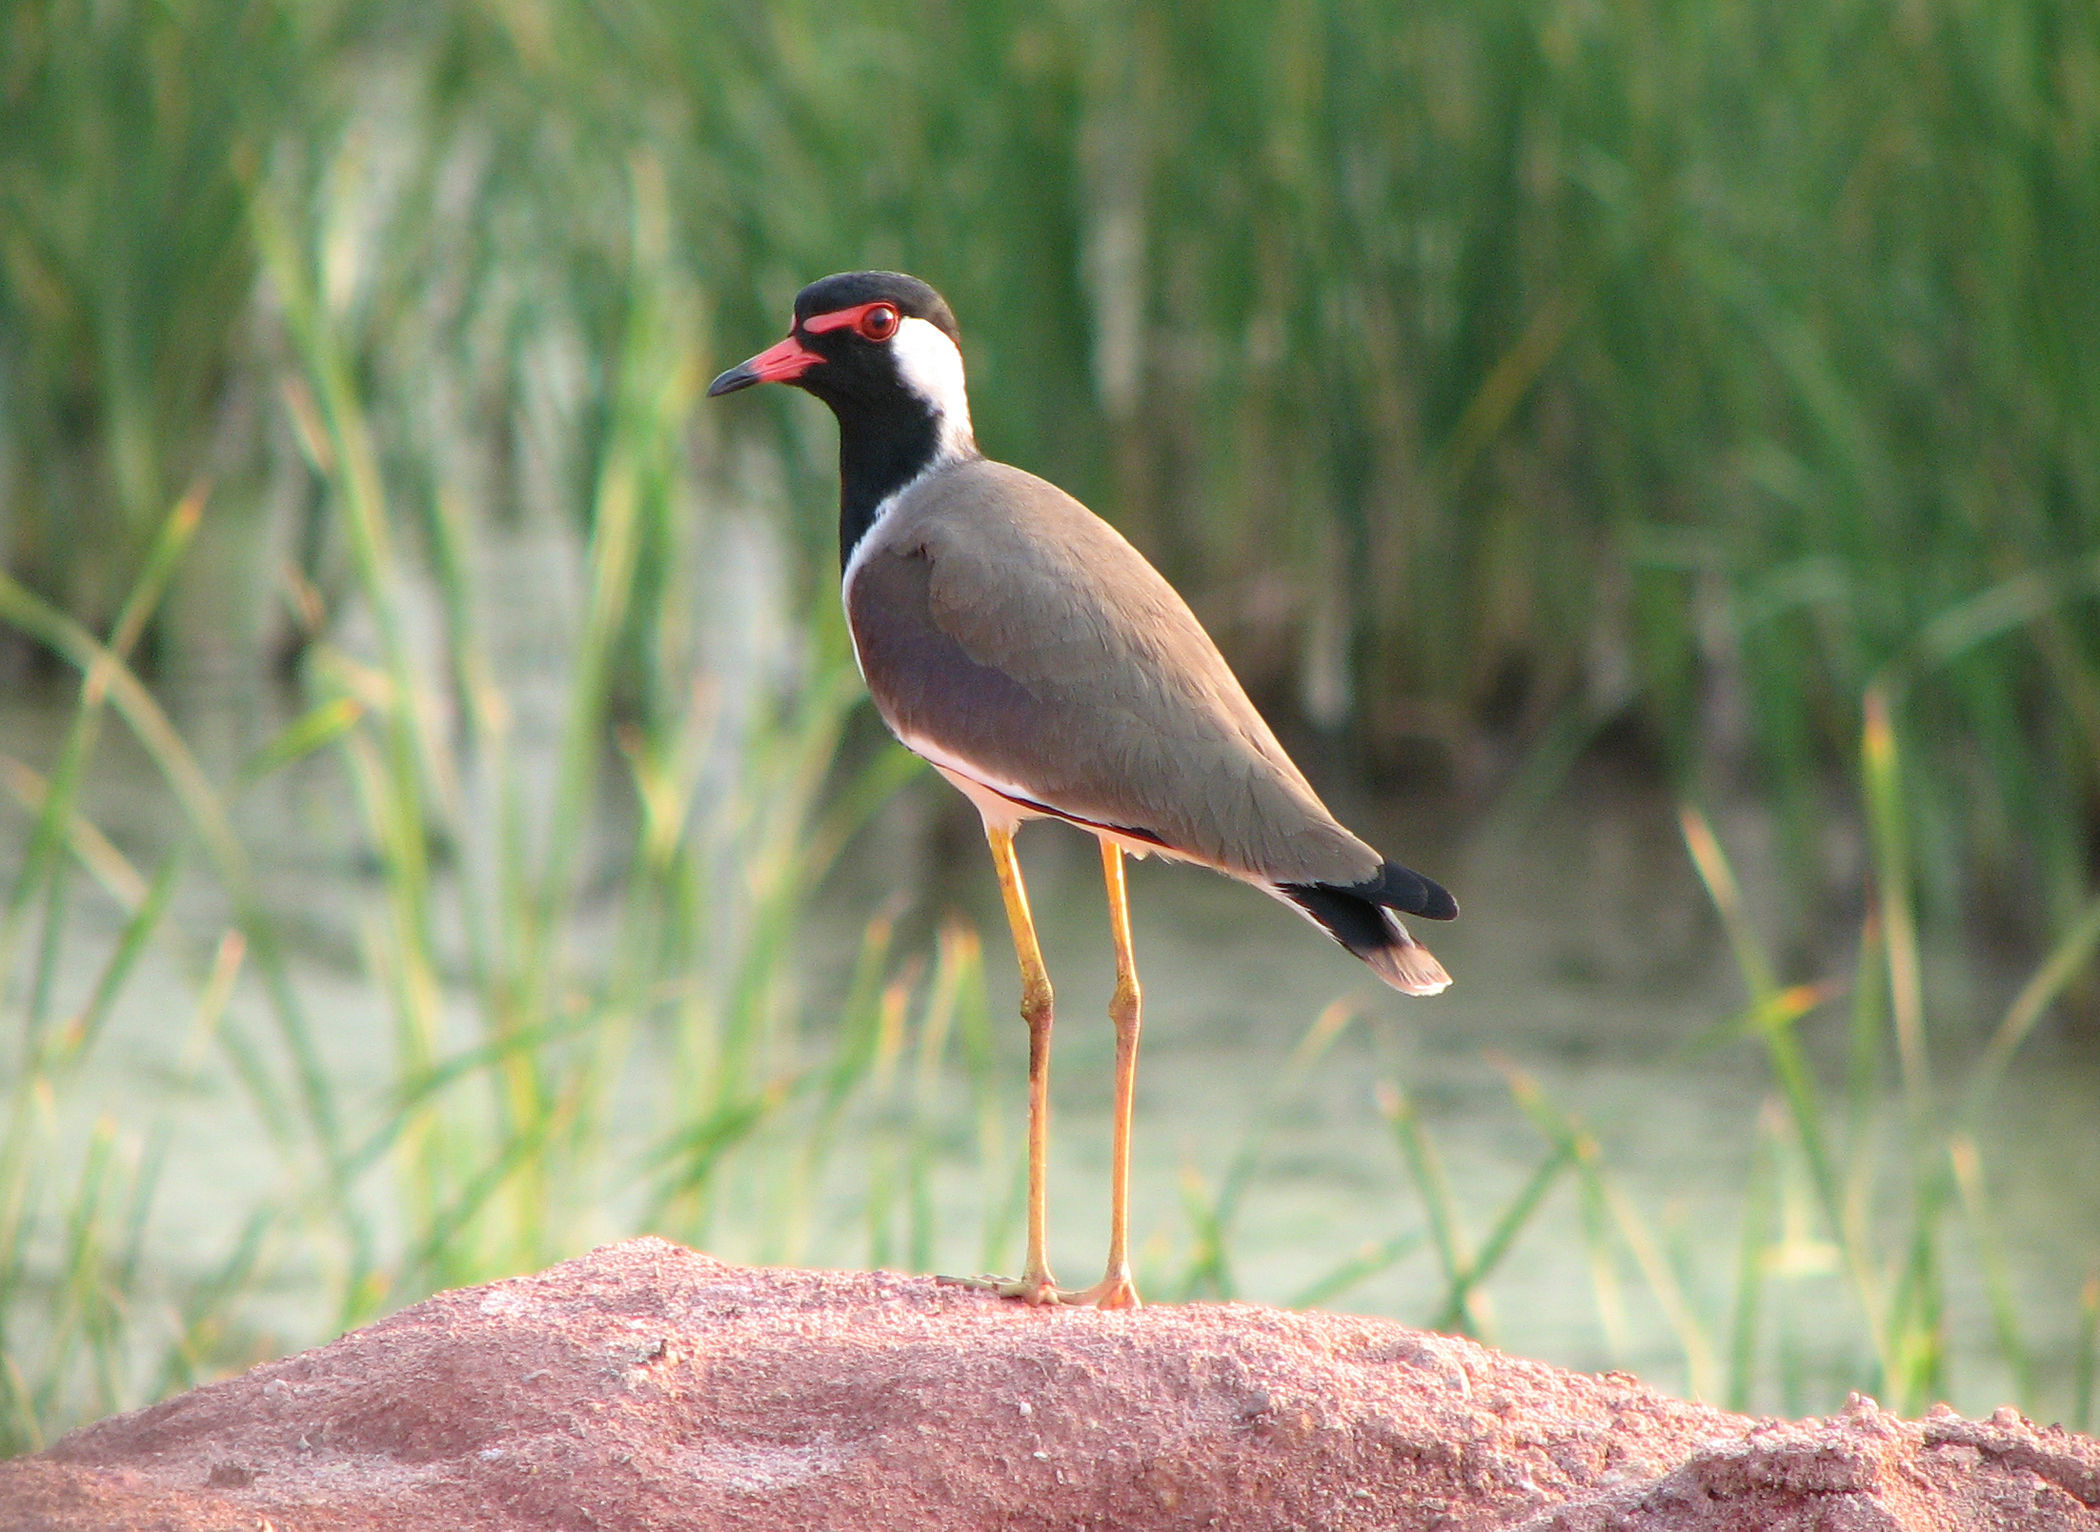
707;333;823;395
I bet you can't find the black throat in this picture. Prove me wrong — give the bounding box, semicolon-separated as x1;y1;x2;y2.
830;394;970;571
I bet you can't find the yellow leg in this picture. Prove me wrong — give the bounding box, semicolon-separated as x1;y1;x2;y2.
980;823;1061;1303
1063;838;1142;1309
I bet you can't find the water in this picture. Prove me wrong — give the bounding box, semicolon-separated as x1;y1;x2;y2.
4;567;2096;1426
882;763;2100;1414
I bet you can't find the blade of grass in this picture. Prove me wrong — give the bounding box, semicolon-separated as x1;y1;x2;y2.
238;697;367;785
1507;1069;1723;1400
1681;802;1896;1391
1428;1139;1574;1334
1971;889;2100;1102
0;568;348;1193
1171;1002;1359;1300
1376;1079;1480;1332
1725;1100;1783;1413
2075;1268;2097;1436
1948;1134;2030;1411
1174;1164;1237;1301
1288;1233;1426;1311
1861;688;1930;1112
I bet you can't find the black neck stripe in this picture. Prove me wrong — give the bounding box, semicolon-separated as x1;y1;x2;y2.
837;400;961;569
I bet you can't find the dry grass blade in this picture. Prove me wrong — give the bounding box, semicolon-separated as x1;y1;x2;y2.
1861;689;1929;1111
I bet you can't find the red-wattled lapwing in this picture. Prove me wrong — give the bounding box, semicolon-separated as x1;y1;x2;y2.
709;271;1455;1309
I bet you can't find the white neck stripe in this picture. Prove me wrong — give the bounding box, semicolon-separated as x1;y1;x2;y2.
890;316;975;462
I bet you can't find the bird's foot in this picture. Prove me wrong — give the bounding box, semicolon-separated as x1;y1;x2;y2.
935;1268;1065;1305
1059;1267;1140;1310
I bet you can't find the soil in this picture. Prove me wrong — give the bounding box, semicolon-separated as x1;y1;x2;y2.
2;1237;2094;1530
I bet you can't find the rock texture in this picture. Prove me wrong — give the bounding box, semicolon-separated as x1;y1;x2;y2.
3;1237;2095;1530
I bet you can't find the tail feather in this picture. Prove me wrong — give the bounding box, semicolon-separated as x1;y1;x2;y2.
1279;861;1456;996
1368;860;1459;921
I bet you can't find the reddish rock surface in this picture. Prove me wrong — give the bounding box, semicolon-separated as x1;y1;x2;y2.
3;1237;2095;1530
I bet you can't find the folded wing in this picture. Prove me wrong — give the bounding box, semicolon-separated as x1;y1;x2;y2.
848;460;1381;888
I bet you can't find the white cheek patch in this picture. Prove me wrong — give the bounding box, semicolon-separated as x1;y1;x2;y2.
890;316;975;460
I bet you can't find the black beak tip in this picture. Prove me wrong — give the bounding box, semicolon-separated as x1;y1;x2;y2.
706;365;759;398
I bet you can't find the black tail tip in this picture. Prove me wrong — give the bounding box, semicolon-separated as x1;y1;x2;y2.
1279;880;1454;996
1373;860;1458;921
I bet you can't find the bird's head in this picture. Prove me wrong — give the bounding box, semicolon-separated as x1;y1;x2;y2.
708;271;975;463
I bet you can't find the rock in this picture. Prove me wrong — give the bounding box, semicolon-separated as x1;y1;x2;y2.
2;1237;2094;1530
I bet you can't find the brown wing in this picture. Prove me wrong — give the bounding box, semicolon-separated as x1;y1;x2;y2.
846;458;1382;888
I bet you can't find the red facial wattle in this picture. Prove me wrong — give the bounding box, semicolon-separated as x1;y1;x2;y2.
803;302;901;341
706;303;906;397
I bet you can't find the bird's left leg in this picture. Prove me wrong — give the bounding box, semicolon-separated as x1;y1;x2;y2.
1063;837;1142;1309
939;822;1065;1304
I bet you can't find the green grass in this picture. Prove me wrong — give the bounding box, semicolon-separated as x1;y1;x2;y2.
1;584;2096;1440
1153;715;2100;1424
5;0;2099;917
1;0;2098;1456
0;370;965;1448
0;141;962;1445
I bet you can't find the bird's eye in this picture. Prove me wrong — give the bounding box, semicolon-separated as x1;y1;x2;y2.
858;304;900;341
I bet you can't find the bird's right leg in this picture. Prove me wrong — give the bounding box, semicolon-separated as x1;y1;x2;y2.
1061;838;1141;1309
948;822;1062;1304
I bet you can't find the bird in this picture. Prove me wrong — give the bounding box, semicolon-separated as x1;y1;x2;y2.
708;271;1455;1309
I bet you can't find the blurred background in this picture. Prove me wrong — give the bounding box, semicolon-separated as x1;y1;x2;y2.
2;0;2098;1449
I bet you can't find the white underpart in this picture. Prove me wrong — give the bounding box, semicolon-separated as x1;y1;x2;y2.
901;732;1173;867
929;760;1169;864
929;763;1035;834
